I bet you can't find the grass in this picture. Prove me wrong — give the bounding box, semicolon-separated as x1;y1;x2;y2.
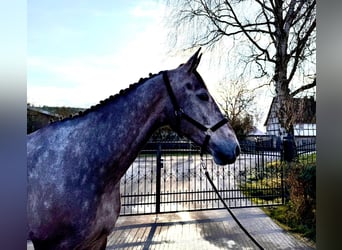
240;153;316;243
262;204;316;243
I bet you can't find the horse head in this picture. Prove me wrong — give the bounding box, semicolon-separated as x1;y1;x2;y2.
164;48;240;165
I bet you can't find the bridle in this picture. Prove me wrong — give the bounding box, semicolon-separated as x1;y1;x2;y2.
162;71;228;156
163;71;264;249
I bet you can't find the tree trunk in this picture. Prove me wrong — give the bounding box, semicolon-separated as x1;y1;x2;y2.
273;1;293;136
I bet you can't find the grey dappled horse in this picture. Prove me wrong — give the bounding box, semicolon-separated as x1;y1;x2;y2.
27;49;240;249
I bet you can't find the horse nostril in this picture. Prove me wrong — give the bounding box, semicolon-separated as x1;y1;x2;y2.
235;145;241;157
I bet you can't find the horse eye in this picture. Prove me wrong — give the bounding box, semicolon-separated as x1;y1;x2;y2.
197;93;209;101
185;83;193;90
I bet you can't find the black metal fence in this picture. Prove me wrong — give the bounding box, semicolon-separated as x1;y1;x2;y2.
118;135;318;216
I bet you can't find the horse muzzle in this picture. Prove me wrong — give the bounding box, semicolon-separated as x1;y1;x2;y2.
211;142;240;165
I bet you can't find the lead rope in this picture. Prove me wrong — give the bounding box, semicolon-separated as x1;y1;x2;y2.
162;69;263;248
200;156;264;250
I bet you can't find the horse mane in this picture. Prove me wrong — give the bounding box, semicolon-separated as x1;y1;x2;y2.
55;72;162;123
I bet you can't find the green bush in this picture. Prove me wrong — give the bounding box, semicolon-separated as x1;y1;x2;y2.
284;158;316;240
241;153;316;241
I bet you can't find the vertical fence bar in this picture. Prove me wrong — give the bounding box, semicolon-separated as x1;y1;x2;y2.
120;135;302;215
156;143;162;214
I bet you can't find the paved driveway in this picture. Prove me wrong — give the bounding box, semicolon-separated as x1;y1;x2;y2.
106;208;315;249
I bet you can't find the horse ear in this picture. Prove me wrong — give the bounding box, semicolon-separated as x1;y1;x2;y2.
182;47;202;73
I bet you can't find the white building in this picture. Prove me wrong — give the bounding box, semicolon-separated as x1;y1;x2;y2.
264;97;316;136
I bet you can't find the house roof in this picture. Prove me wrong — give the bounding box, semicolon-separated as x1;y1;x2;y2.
27;106;61;118
264;97;316;126
248;126;266;136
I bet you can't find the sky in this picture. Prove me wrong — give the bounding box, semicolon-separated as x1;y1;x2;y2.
28;0;215;108
27;0;273;129
29;1;168;107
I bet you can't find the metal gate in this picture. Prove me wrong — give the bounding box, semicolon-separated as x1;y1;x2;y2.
119;135;311;216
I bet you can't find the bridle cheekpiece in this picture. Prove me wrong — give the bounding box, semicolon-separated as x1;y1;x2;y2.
162;71;228;156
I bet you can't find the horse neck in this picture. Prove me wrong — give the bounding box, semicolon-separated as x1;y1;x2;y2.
86;74;169;183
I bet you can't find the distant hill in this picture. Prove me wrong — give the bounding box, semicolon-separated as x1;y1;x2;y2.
39;105;85;118
27;104;85;134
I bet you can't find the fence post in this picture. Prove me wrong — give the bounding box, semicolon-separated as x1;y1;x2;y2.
282;135;297;203
255;137;264;179
156;143;163;214
283;135;297;162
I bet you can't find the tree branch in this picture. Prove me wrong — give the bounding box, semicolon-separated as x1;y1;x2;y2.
288;19;316;83
290;78;316;97
222;0;274;63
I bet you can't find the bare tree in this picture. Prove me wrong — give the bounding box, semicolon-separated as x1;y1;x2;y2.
165;0;316;134
216;80;257;136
